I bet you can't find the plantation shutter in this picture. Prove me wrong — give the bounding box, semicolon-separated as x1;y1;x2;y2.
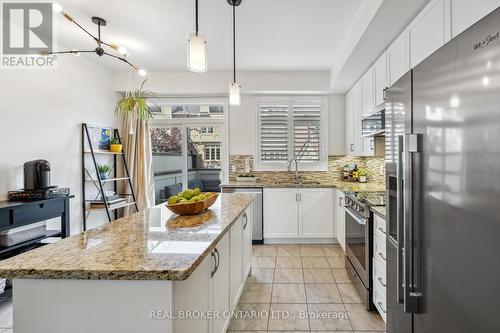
259;104;289;161
292;103;321;161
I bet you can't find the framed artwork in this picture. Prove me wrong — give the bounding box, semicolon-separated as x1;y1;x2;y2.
85;124;114;151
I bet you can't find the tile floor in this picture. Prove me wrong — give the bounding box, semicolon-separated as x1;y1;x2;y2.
228;244;386;332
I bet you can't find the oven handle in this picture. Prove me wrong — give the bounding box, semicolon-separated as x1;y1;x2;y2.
343;206;367;225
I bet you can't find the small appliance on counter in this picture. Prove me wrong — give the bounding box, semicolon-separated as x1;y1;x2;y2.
8;159;70;201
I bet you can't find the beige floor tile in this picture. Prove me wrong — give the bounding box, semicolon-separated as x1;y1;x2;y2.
302;256;329;268
300;245;325;257
274;268;304;283
305;283;342;303
308;303;353;331
277;245;301;256
227;303;270;331
227;331;267;333
239;283;273;303
345;303;386;331
276;256;302;269
331;268;352;283
304;269;335;283
326;256;345;268
247;268;275;283
253;245;278;257
338;283;363;303
323;244;344;257
268;303;309;331
272;283;306;303
252;256;276;269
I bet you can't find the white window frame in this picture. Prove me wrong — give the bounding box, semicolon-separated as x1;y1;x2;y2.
205;145;221;162
149;97;229;188
254;95;328;172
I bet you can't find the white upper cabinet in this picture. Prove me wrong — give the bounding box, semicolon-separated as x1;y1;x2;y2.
345;90;354;155
451;0;500;37
361;68;375;115
387;32;408;86
374;51;388;106
352;81;363;156
407;0;451;69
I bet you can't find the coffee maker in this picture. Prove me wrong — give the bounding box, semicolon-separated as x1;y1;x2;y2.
24;159;52;190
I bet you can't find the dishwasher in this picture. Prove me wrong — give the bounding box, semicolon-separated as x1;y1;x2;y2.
221;187;263;244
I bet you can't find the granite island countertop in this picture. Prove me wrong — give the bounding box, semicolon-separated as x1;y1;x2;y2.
0;193;254;281
222;180;386;193
371;205;386;219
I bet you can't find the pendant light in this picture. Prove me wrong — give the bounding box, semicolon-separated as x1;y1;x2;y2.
187;0;207;73
228;0;242;106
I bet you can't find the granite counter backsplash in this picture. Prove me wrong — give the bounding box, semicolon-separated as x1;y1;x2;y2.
230;155;385;185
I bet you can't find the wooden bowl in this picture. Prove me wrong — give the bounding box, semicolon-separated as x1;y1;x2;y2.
166;193;219;216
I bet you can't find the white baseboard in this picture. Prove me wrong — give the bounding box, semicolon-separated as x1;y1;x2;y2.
263;238;339;245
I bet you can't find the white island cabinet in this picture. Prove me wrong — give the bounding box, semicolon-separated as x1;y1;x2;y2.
0;194;255;333
264;188;334;242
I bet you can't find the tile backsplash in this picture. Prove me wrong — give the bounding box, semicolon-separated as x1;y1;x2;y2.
229;155;385;185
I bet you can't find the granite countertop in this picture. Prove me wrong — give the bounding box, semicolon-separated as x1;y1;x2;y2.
222;180;386;193
371;205;386;219
0;193;255;281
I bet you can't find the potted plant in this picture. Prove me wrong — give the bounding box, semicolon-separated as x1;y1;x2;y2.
97;163;111;180
109;137;122;153
115;79;151;121
358;168;368;183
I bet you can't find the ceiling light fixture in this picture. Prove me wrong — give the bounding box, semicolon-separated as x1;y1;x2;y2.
41;12;144;75
228;0;242;106
187;0;207;73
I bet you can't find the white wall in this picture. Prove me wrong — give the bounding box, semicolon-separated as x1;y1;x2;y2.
0;55;119;234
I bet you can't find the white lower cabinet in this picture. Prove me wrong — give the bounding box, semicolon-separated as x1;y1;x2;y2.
230;216;244;311
242;208;253;280
211;233;230;333
334;189;346;250
372;214;387;322
173;205;253;333
264;188;334;240
263;189;299;238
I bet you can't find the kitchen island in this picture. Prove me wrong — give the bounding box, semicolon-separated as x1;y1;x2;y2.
0;193;255;333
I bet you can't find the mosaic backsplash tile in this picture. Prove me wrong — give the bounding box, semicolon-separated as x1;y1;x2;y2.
229;155;385;185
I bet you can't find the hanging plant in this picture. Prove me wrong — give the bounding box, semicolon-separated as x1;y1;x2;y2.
115;79;151;121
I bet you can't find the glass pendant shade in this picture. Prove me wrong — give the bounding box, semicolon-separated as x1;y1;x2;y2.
187;32;207;73
229;82;241;106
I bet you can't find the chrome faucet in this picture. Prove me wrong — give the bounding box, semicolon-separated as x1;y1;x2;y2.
287;158;300;184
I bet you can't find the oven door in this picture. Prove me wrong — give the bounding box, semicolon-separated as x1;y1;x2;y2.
344;206;370;287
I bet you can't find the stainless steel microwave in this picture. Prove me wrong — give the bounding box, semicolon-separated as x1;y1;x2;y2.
361;105;385;137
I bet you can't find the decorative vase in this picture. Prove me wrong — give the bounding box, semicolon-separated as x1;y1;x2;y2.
110;144;122;153
359;175;367;183
99;173;109;180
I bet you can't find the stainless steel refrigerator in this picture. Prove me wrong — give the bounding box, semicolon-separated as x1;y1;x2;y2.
385;6;500;333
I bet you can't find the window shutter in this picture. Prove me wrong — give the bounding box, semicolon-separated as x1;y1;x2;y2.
259;104;289;161
292;103;321;161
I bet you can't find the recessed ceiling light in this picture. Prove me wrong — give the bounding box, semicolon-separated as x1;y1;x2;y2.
52;3;63;13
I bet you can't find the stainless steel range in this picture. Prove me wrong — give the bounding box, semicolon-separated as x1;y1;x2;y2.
343;191;385;310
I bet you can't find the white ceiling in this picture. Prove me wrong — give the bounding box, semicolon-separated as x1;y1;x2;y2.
54;0;363;73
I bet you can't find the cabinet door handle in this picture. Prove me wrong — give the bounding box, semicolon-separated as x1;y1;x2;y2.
214;247;220;274
377;301;387;313
210;251;217;277
296;193;301;202
243;212;248;230
378;227;386;235
383;87;388;101
350;144;354;152
378;277;387;288
378;252;386;261
370;139;374;150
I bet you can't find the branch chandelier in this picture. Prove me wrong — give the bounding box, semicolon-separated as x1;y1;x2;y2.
43;3;146;76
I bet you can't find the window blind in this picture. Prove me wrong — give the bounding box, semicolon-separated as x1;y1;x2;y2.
259;104;289;161
293;103;321;161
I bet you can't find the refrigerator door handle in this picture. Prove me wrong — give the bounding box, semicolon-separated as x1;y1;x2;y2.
396;135;404;303
404;133;423;314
